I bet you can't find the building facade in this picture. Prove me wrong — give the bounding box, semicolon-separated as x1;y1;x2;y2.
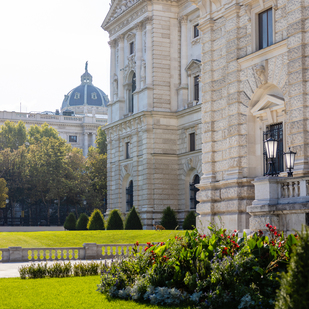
104;0;309;233
0;66;108;157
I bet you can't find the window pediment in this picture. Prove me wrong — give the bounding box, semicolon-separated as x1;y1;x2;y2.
251;94;285;116
185;59;201;75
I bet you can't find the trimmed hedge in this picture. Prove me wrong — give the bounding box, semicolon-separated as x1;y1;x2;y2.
63;212;76;230
87;209;105;230
275;226;309;309
76;213;89;230
106;209;124;230
182;211;196;230
124;206;143;230
160;206;178;230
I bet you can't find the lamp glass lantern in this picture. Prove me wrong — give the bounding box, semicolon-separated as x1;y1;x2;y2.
264;137;278;176
284;147;296;177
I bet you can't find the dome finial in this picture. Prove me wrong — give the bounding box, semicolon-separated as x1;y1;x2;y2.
85;61;88;72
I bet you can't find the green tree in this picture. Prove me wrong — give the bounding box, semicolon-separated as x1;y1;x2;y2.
86;147;107;210
182;211;196;230
27;123;61;145
0;120;27;151
160;206;178;230
275;226;309;309
0;178;8;208
106;209;123;230
76;213;89;230
124;206;143;230
87;209;105;230
63;212;76;230
95;127;107;155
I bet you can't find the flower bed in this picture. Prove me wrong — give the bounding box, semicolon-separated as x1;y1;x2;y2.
97;225;298;308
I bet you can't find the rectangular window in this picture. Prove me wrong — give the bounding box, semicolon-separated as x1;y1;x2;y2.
193;24;199;38
259;8;273;50
194;75;199;102
189;133;195;152
69;135;77;143
125;142;130;159
263;123;283;175
129;42;134;55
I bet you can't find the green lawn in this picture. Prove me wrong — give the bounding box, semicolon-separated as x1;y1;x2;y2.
0;230;186;248
0;276;192;309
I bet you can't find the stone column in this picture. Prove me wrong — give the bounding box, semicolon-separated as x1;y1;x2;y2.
136;22;143;91
109;40;116;102
118;35;125;100
92;133;96;148
145;17;153;88
83;133;88;157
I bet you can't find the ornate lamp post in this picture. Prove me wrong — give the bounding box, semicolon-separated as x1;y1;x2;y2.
264;137;278;176
284;147;296;177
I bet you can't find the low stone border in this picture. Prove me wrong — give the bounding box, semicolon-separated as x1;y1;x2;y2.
0;243;146;263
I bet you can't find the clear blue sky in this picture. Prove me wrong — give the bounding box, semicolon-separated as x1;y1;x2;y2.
0;0;111;113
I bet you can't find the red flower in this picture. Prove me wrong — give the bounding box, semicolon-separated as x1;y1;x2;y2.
227;236;230;239
274;231;278;236
145;247;148;251
234;229;237;233
203;234;206;238
221;234;224;237
136;241;139;246
269;225;272;229
236;244;240;248
224;247;228;250
273;226;277;230
160;242;164;246
232;233;235;237
266;223;269;227
147;242;151;245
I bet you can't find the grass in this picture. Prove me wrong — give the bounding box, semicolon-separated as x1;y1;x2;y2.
0;230;186;248
0;276;192;309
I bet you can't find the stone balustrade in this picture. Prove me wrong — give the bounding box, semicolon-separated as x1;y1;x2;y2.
0;243;146;263
247;176;309;233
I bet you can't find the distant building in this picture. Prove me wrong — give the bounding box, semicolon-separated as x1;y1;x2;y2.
0;65;109;156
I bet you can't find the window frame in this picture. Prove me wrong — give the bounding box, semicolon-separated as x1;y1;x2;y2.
193;24;199;39
189;132;196;152
194;75;199;102
251;2;275;53
258;8;273;50
69;135;77;143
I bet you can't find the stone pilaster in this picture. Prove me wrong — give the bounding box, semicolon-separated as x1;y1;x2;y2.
135;22;143;91
118;35;125;100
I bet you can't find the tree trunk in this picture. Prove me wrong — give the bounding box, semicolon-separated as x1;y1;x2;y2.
57;198;60;226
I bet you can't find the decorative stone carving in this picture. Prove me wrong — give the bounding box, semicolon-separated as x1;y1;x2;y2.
141;58;146;83
124;54;136;81
255;64;267;85
113;73;119;96
244;4;251;22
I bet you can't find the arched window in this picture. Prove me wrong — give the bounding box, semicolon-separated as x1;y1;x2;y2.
126;180;133;211
190;175;200;209
129;73;136;114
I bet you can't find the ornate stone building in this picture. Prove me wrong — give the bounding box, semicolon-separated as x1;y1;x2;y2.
103;0;309;233
0;65;108;157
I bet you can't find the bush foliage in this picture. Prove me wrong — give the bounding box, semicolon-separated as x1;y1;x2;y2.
98;224;298;308
107;209;124;230
63;212;76;230
87;209;105;230
275;226;308;309
76;213;89;230
124;206;143;230
19;261;107;279
160;206;178;230
182;211;196;230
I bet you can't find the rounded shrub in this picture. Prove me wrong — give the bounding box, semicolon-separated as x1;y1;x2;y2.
182;211;196;230
124;206;143;230
63;212;76;230
76;213;89;230
106;209;124;230
160;206;178;230
87;209;105;230
275;226;309;309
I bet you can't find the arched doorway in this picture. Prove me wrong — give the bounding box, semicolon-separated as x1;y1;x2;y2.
126;180;133;211
190;175;200;209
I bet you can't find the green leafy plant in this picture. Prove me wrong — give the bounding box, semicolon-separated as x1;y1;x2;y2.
275;226;308;309
160;207;178;230
182;211;196;230
125;206;143;230
63;212;76;230
107;209;124;230
76;213;89;230
87;209;105;230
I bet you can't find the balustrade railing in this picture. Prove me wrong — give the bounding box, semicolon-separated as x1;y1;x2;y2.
0;243;146;263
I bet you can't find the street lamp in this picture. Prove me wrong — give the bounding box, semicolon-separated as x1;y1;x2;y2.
284;147;296;177
264;137;278;176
